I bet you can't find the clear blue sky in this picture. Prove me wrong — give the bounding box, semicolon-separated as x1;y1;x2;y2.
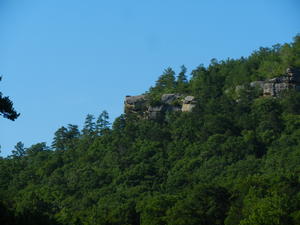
0;0;299;156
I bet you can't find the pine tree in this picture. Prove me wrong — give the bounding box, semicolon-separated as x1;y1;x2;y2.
52;126;68;150
0;77;19;120
176;65;188;93
155;67;176;91
177;65;188;84
82;114;96;136
12;141;26;157
52;125;80;150
96;110;110;136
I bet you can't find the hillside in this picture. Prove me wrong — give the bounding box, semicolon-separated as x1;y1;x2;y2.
0;35;300;225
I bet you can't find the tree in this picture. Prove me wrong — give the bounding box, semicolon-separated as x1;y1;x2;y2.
166;185;230;225
26;142;49;155
52;124;80;150
148;67;177;104
177;65;188;84
176;65;188;93
0;77;19;120
52;126;68;150
12;141;26;158
96;110;110;136
153;67;176;92
82;114;96;136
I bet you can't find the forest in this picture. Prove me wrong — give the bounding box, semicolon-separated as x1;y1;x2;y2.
0;35;300;225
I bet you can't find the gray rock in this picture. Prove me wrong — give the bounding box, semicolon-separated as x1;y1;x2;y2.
183;96;195;104
262;68;300;97
148;105;164;112
124;94;147;114
147;104;182;119
125;95;146;105
147;105;164;120
124;93;196;119
161;94;182;104
233;68;300;97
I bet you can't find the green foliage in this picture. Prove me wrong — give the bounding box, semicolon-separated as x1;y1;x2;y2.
96;110;110;135
1;35;300;225
166;185;229;225
0;76;19;120
12;142;26;158
82;114;96;136
52;125;80;151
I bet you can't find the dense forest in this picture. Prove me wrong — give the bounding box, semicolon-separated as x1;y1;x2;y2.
1;35;300;225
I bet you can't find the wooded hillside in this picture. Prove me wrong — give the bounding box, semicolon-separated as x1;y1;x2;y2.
1;35;300;225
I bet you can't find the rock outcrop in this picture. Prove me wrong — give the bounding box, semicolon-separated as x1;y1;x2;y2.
148;94;182;119
182;96;196;112
262;68;300;96
124;95;147;114
125;69;299;120
236;68;300;97
124;93;196;120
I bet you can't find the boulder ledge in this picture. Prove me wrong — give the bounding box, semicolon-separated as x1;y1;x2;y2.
124;93;196;119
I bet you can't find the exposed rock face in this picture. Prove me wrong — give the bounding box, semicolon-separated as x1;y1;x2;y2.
161;94;182;104
148;94;182;119
124;95;147;114
148;105;165;120
263;82;288;96
182;96;196;112
263;68;300;97
236;68;300;97
124;93;196;120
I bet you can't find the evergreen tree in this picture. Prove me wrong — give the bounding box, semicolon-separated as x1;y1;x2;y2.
96;110;110;135
52;126;68;150
82;114;96;136
11;141;26;157
0;77;19;120
52;125;80;150
25;142;48;155
154;67;176;92
176;65;188;84
176;65;188;93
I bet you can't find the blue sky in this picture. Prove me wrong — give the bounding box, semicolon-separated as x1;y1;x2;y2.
0;0;299;156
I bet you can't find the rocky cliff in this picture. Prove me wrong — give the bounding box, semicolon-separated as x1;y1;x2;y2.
125;68;300;120
124;94;196;119
252;68;300;97
236;68;300;97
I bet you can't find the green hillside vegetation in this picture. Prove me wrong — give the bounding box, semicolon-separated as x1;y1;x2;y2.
1;35;300;225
